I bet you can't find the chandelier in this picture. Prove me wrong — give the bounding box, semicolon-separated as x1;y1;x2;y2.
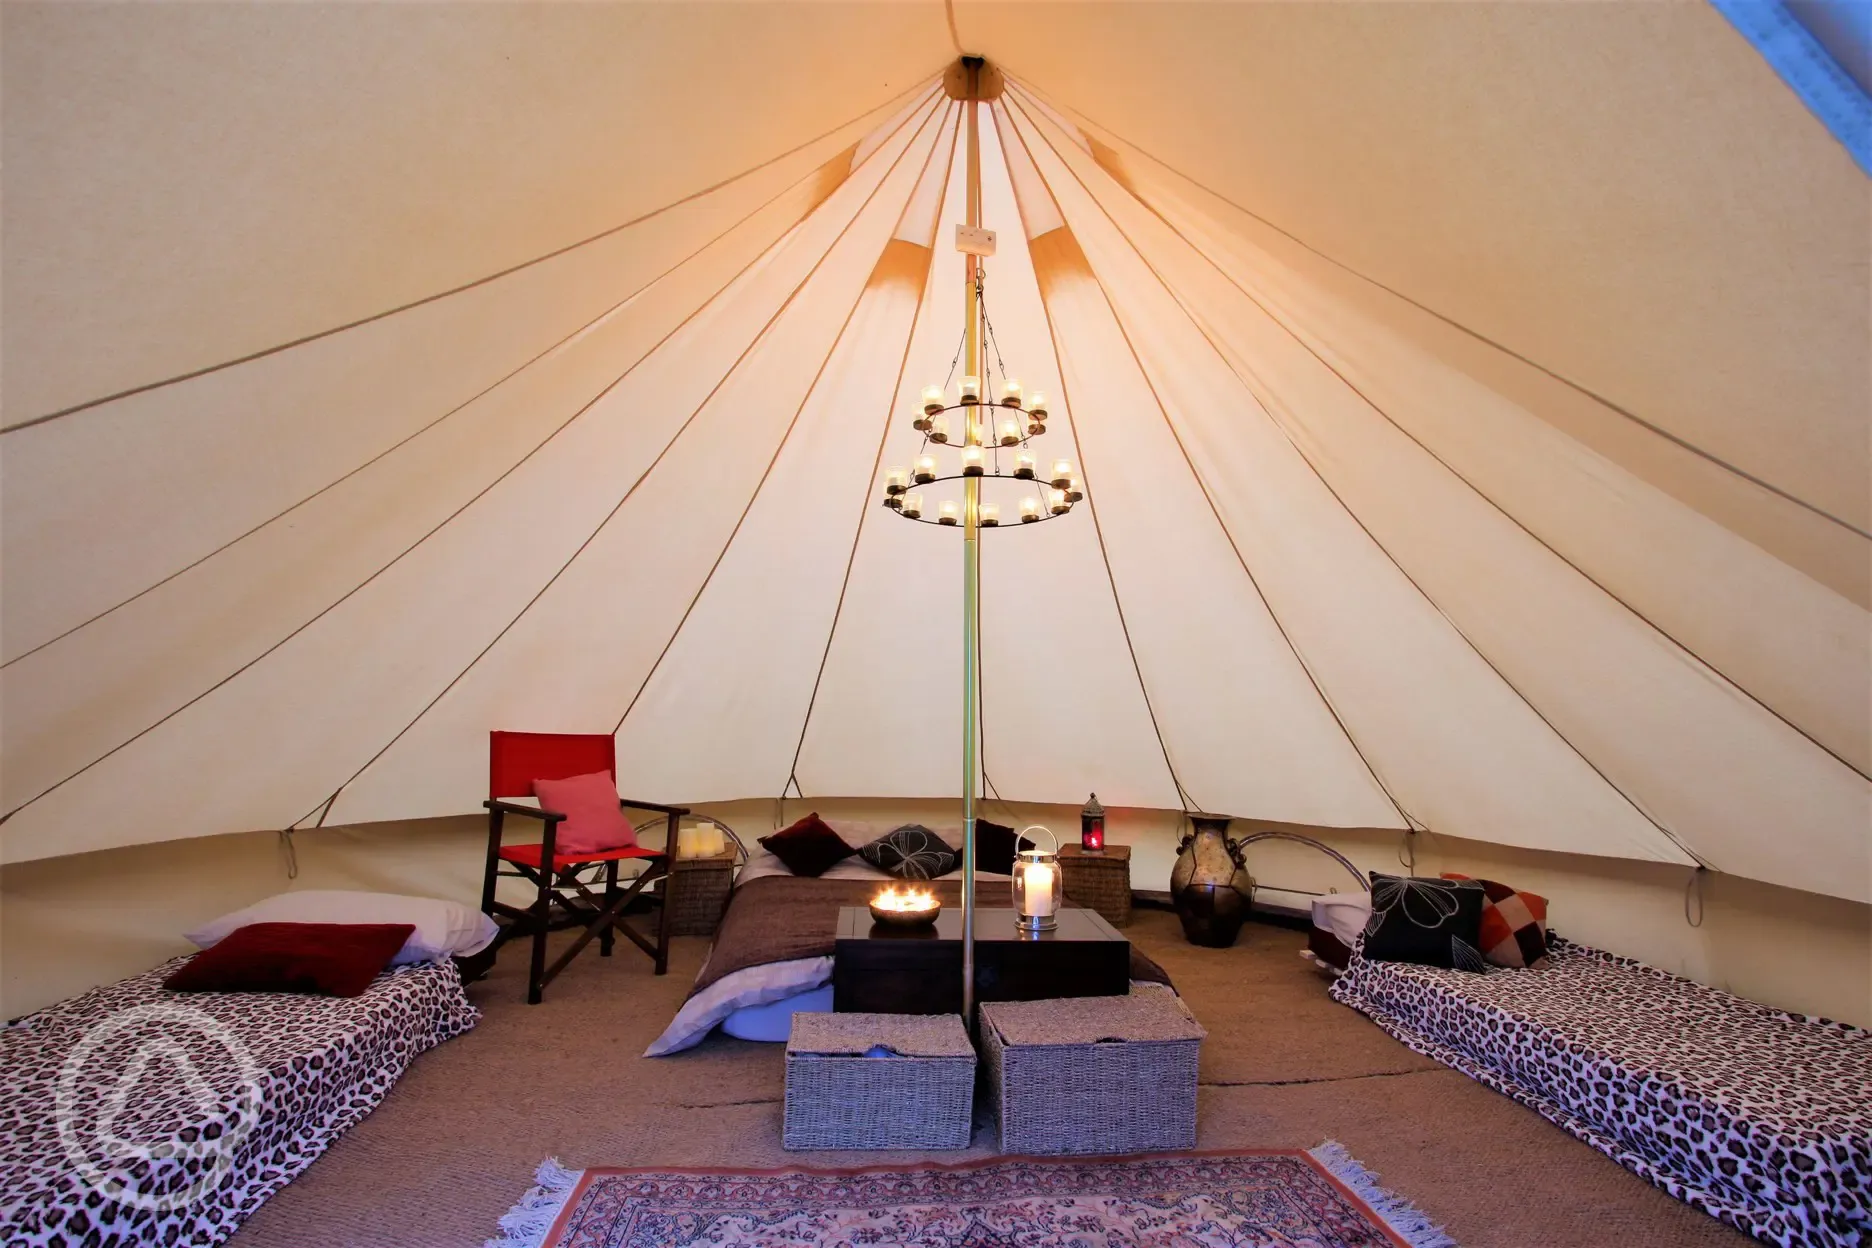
880;285;1081;530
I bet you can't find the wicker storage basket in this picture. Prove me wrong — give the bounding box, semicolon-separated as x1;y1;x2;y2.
1059;845;1132;927
666;849;735;937
981;984;1204;1155
784;1012;975;1150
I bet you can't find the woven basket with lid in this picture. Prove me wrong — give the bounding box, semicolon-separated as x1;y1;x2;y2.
783;1012;975;1150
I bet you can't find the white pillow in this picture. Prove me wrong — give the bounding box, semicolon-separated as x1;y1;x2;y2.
184;890;499;966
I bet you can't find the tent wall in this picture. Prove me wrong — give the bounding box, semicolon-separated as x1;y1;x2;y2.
4;801;1867;1028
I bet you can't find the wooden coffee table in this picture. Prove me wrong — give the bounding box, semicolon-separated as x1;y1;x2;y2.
832;906;1130;1015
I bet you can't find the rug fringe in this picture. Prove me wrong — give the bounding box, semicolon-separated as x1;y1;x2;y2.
484;1157;582;1248
1309;1141;1458;1248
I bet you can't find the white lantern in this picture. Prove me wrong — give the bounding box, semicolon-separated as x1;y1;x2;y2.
1012;825;1063;932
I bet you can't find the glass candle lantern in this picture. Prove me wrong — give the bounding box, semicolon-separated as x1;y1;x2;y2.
928;414;950;444
884;466;908;495
922;384;946;415
1049;487;1070;515
999;416;1022;446
1020;495;1042;523
961;445;984;476
1014;451;1036;479
1001;378;1023;407
1027;391;1049;420
1050;459;1075;489
902;492;924;519
960;375;981;404
1012;825;1063;932
979;502;1000;527
914;455;937;484
1080;793;1105;851
938;499;960;525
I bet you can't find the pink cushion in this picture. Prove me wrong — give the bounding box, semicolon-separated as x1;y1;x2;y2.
533;771;637;856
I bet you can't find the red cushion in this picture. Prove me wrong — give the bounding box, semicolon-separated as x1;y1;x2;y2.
758;812;855;877
498;843;664;871
1442;873;1551;969
533;771;637;855
163;922;415;997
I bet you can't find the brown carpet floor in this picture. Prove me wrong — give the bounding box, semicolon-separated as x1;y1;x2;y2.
225;908;1753;1247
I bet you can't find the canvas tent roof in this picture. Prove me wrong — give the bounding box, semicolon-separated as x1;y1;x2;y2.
2;3;1867;907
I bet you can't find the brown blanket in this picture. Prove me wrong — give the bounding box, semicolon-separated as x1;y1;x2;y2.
692;875;1172;998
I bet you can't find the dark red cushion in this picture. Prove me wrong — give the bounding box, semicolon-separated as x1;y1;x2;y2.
758;813;855;877
163;922;416;998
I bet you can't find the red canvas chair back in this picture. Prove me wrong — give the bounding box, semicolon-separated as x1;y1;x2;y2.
489;731;616;800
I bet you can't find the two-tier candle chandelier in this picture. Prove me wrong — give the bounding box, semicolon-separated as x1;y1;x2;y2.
886;54;1083;1027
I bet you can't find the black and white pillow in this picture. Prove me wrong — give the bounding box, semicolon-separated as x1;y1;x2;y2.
1362;872;1487;971
859;825;958;880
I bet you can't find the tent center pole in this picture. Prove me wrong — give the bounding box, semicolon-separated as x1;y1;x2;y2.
960;57;983;1028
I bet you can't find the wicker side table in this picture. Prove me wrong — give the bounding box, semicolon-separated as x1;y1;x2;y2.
666;848;735;936
1058;844;1132;927
784;1012;975;1150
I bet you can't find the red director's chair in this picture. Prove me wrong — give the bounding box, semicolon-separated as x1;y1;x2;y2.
480;731;684;1004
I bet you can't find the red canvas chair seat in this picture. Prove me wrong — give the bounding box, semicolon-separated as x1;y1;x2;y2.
496;843;664;872
479;731;684;1003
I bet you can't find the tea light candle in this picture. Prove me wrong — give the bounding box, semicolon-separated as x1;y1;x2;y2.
1049;487;1069;515
999;416;1021;446
1065;476;1083;502
1020;495;1043;522
928;414;949;443
979;502;1000;526
885;466;908;494
960;375;981;403
938;499;960;525
1051;460;1074;488
961;445;984;476
922;384;946;414
914;455;937;483
1001;378;1023;407
902;492;924;519
1014;450;1036;479
1027;391;1049;419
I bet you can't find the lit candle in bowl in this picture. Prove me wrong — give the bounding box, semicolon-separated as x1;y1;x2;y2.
939;499;960;525
999;416;1021;446
979;502;1000;527
1020;495;1042;522
1015;451;1036;479
915;455;937;484
961;445;984;476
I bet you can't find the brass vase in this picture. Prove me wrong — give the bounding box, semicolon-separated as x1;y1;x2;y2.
1170;814;1255;947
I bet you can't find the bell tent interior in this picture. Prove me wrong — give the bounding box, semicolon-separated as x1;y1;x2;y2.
1;4;1868;1248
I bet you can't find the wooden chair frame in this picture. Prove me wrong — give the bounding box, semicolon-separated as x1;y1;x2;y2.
480;796;687;1005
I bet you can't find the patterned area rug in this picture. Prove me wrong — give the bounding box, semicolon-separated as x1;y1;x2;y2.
487;1145;1456;1248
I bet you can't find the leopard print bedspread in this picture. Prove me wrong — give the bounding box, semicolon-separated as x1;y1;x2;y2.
2;958;479;1248
1331;936;1871;1247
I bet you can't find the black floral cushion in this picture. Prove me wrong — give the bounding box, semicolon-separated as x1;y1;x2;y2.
858;825;959;880
1362;872;1487;971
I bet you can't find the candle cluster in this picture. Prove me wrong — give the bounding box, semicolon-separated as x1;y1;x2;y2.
871;884;940;913
675;823;727;858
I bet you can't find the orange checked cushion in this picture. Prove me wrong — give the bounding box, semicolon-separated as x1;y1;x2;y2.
1442;873;1550;969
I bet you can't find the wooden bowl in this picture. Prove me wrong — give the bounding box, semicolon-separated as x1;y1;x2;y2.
868;899;942;928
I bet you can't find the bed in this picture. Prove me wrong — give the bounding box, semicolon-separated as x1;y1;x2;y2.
2;957;478;1248
1331;935;1872;1248
647;846;1172;1055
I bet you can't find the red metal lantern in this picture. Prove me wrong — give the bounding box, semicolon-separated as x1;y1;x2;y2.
1080;793;1105;852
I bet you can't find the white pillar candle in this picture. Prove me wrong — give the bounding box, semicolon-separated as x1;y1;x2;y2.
1049;487;1069;514
928;414;949;443
979;502;999;526
999;417;1021;446
922;384;946;414
705;825;725;856
961;445;984;475
902;492;924;519
960;375;981;403
915;455;937;483
1002;378;1023;406
938;499;960;525
1020;495;1042;522
1025;861;1056;916
677;826;700;857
